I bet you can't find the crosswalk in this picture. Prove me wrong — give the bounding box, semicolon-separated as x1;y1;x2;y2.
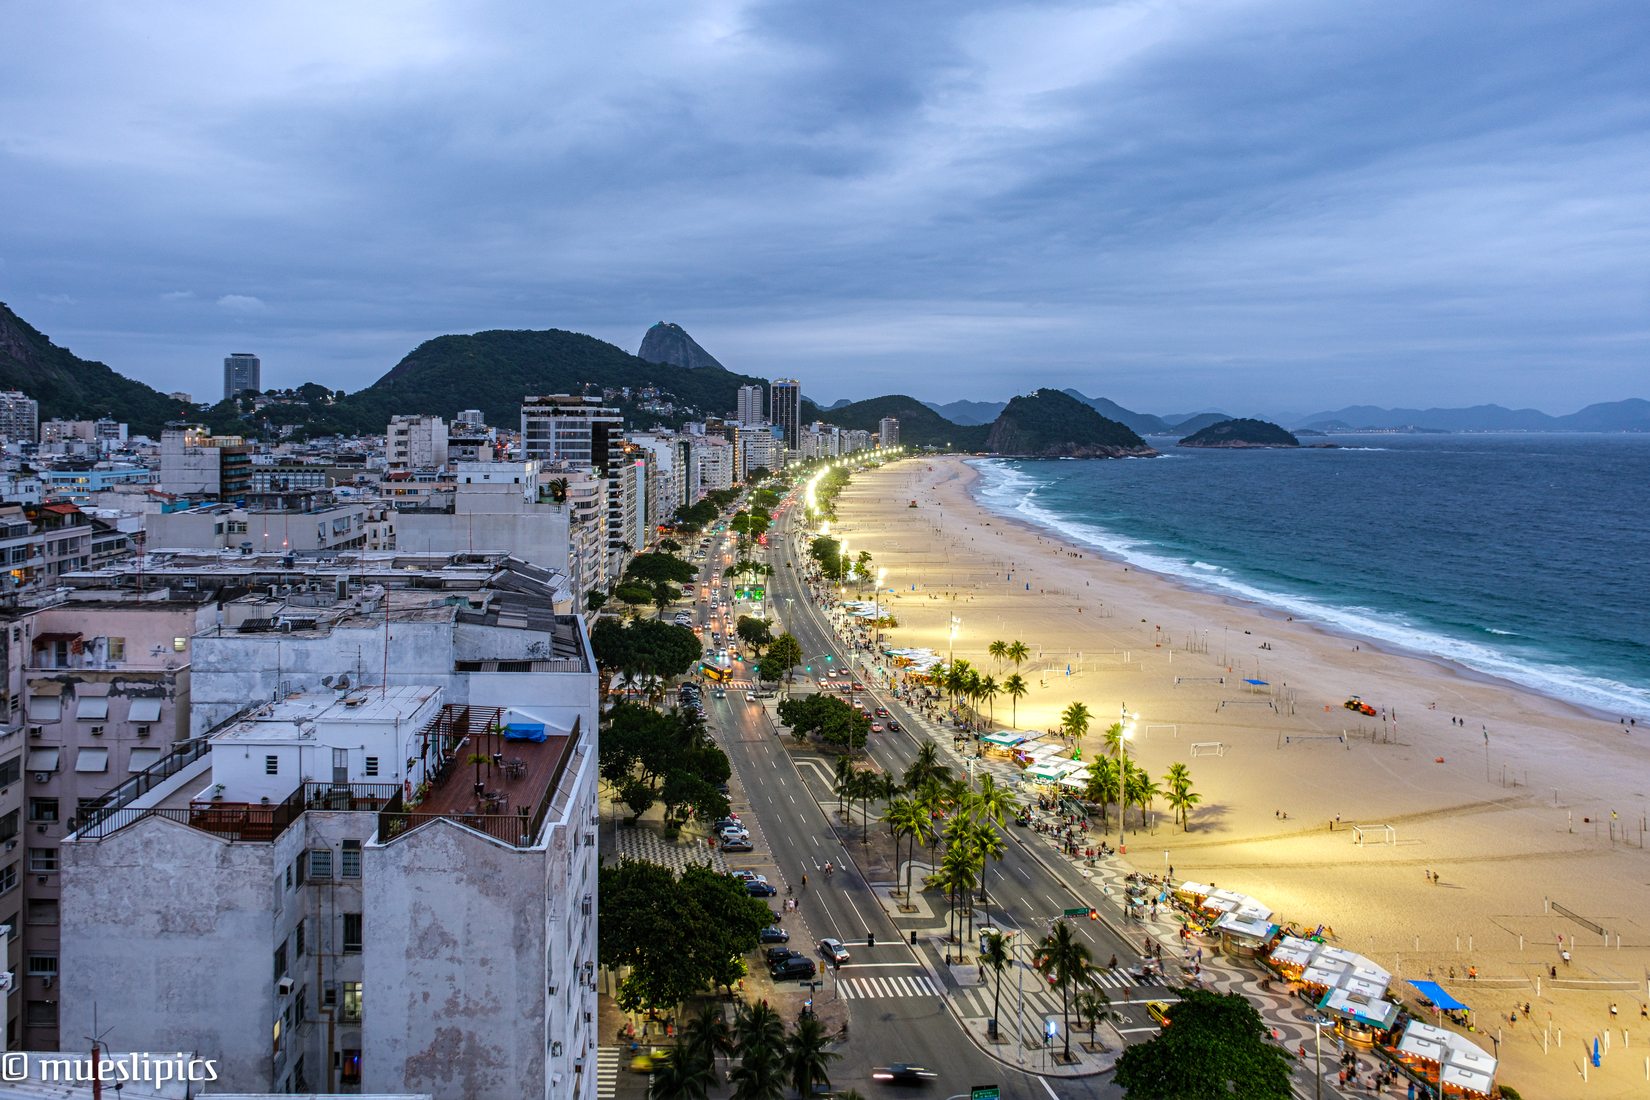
596;1047;619;1099
953;968;1171;1025
836;972;941;999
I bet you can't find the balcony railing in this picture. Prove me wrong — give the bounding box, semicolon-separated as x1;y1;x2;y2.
76;781;401;844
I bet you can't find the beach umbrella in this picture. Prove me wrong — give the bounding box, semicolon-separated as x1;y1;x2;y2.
1592;1037;1601;1066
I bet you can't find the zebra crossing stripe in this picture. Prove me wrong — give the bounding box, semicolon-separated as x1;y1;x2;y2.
839;974;940;999
596;1048;619;1099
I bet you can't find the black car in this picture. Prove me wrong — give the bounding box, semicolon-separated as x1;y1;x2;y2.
745;880;778;897
872;1064;938;1086
765;946;802;965
721;839;754;852
759;926;790;944
770;956;817;980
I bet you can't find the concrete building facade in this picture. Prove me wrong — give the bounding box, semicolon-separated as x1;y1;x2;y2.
769;379;801;454
223;353;261;401
158;429;253;502
386;416;449;471
735;385;764;426
520;396;622;475
0;394;39;445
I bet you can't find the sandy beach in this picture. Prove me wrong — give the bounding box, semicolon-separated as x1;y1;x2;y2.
832;455;1650;1096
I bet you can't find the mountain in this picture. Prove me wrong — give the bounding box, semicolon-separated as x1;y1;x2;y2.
0;301;193;436
1057;389;1175;435
1166;411;1234;434
333;328;770;433
826;394;988;449
636;322;727;372
923;398;1007;425
1287;401;1650;433
1179;417;1300;448
984;389;1155;458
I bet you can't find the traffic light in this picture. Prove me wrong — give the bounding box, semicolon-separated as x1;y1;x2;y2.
825;655;833;663
1089;908;1099;921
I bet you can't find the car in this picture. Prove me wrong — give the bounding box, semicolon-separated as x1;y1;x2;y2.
851;681;865;691
887;719;902;732
818;938;851;965
759;926;790;944
721;838;753;852
837;682;854;694
729;870;763;883
1146;1001;1173;1027
746;881;778;897
713;687;727;699
770;956;817;980
766;946;803;966
875;707;889;718
629;1047;673;1073
871;1064;938;1085
719;828;749;842
870;723;884;733
714;817;742;830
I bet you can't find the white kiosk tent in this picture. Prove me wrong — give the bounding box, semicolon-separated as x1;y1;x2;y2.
1394;1020;1497;1097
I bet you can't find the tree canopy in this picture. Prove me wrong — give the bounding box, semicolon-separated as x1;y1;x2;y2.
599;702;731;824
590;618;701;682
777;692;870;752
1113;989;1295;1100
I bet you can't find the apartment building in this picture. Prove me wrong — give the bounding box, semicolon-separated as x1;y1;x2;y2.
519;396;622;475
385;416;449;470
157;428;253;501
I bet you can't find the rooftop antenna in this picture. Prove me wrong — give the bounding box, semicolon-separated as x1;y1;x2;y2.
85;1003;115;1100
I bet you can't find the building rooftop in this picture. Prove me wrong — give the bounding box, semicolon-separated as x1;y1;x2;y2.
210;685;442;743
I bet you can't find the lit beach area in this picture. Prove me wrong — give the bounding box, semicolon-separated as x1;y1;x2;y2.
833;454;1649;1096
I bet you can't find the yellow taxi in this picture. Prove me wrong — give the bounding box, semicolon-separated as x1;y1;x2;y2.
1146;1001;1173;1028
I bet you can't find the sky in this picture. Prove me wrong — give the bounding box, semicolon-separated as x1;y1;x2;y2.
2;0;1647;417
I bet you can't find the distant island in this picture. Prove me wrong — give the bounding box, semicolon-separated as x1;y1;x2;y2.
1179;418;1301;449
985;389;1157;458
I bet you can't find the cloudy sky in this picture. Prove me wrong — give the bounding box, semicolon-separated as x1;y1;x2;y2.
2;1;1646;415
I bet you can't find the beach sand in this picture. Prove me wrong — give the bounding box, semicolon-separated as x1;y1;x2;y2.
831;455;1649;1097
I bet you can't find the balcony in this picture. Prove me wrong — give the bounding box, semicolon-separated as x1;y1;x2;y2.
75;781;401;844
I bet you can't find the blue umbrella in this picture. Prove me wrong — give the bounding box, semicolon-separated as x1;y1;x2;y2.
1593;1037;1601;1066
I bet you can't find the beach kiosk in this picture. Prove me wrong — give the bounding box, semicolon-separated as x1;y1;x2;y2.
1211;911;1281;958
1391;1020;1498;1097
981;730;1027;758
1266;935;1318;980
1317;986;1401;1046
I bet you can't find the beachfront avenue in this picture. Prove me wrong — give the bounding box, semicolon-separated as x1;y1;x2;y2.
687;466;1365;1100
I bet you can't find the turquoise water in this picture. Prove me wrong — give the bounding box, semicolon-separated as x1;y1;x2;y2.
971;434;1650;717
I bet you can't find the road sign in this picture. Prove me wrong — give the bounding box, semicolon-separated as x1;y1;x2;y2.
1062;907;1089;917
971;1088;1001;1100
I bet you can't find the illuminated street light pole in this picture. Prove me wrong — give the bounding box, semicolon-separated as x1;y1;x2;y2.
1118;708;1136;856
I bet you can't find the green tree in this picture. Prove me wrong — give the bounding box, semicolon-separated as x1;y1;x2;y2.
988;639;1009;666
1005;639;1030;669
1124;762;1160;829
757;632;803;686
1163;762;1201;831
962;815;1007;929
591;619;701;685
808;536;844;581
735;616;774;655
978;674;1001;725
1036;919;1098;1063
783;1013;838;1098
1113;990;1294;1100
1074;988;1119;1051
730;1001;787;1100
902;740;951;791
647;1039;715;1100
1081;755;1120;830
778;693;870;753
883;797;929;902
681;1003;735;1086
1060;701;1092;744
981;931;1012;1038
1002;673;1029;728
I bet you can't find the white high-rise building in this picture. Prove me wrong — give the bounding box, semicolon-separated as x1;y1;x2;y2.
736;385;765;426
521;395;623;473
878;417;899;446
386;414;449;469
0;390;40;443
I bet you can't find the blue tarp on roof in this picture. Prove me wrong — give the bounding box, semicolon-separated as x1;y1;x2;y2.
503;722;547;743
1409;980;1468;1011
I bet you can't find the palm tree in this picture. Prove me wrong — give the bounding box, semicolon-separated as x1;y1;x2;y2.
681;1004;735;1085
1060;701;1091;745
732;998;785;1064
988;639;1009;666
965;816;1007;930
1101;721;1127;759
978;674;1001;725
727;1047;785;1100
883;797;925;901
1005;639;1030;670
1073;988;1119;1051
902;741;949;791
1163;762;1201;831
855;770;893;846
914;777;950;873
942;659;973;709
547;476;570;503
939;833;982;951
969;773;1019;828
833;760;859;826
1002;673;1029;728
1036;920;1098;1062
980;931;1011;1039
647;1039;715;1100
1124;761;1161;829
1082;755;1120;830
784;1013;839;1098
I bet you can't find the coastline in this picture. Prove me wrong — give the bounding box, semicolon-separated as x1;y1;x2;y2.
965;456;1630;726
831;453;1650;1099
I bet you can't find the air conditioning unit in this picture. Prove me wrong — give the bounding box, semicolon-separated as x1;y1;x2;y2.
136;726;151;738
90;726;104;738
32;773;48;784
27;727;41;739
277;975;294;996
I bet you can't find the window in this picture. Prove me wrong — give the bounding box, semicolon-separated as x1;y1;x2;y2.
25;1001;56;1026
0;756;19;787
307;849;332;880
339;1051;361;1086
295;918;306;957
341;981;362;1022
274;942;288;983
26;898;57;925
295;985;307;1024
28;849;57;873
106;636;126;662
24;748;58;774
342;913;362;953
364;756;379;777
265;755;279;775
323;983;337;1007
74;697;108;721
172;636;187;652
272;1017;282;1055
27;799;56;823
25;955;57;977
0;862;16;895
0;810;18;841
340;839;361;879
74;747;108;773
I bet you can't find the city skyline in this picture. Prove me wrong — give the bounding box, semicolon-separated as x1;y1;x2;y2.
2;2;1646;413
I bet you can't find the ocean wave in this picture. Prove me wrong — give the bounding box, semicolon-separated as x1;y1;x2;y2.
966;459;1650;717
1485;628;1520;636
1190;561;1228;573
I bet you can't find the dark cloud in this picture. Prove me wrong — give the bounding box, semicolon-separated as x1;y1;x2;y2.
1;0;1645;415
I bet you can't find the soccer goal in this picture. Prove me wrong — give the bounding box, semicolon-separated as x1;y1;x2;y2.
1189;741;1226;757
1351;824;1396;847
1145;724;1178;740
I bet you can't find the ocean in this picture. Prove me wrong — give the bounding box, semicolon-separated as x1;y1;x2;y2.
970;434;1650;718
